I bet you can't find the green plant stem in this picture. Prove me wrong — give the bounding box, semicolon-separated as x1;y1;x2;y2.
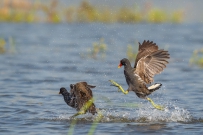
88;111;103;135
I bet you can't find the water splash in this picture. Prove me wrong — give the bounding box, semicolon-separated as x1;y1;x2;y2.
40;97;193;123
136;103;192;122
39;104;196;124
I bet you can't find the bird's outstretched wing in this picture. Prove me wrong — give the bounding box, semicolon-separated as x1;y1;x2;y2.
134;49;170;84
134;40;159;68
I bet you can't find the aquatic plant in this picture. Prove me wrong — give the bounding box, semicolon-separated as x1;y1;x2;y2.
0;0;184;23
81;38;107;60
0;37;16;54
126;43;138;62
0;0;61;23
40;0;61;23
116;7;142;23
68;98;103;135
190;49;203;67
147;8;167;23
0;0;37;22
90;38;107;59
64;6;75;23
96;8;116;23
8;37;16;53
65;1;184;24
76;1;99;23
171;10;184;23
0;38;6;54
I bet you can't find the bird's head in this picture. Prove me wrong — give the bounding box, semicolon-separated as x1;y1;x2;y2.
118;58;129;68
59;87;67;94
70;84;75;95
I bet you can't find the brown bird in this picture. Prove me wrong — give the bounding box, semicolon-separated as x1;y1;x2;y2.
109;40;170;110
59;82;97;117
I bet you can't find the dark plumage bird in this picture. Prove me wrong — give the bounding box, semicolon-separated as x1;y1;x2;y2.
59;82;97;117
59;87;77;108
110;40;170;110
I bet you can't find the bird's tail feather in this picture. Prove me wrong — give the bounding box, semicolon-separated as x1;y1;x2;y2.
148;83;162;92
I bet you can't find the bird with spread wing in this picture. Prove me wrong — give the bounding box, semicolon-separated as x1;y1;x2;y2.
109;40;170;110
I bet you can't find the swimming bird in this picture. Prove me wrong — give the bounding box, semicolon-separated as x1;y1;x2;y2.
59;82;97;117
109;40;170;110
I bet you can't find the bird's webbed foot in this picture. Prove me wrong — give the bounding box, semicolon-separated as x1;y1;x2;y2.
146;97;164;111
109;80;129;94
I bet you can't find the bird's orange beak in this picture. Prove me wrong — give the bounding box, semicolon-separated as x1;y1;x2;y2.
58;92;61;94
118;62;122;68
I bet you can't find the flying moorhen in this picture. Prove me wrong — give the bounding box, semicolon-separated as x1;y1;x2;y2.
59;82;97;117
109;40;170;110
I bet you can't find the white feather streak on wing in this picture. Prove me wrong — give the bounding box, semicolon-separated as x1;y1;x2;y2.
136;91;145;95
134;73;145;83
148;83;161;90
143;61;155;82
145;62;153;76
144;54;167;81
146;56;161;75
135;54;148;68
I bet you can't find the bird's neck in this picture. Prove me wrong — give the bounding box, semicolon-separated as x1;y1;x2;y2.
124;62;132;71
62;91;70;97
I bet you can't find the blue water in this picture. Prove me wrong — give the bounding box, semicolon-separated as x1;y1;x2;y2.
0;23;203;135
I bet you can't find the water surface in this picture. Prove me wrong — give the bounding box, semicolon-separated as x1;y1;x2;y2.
0;23;203;134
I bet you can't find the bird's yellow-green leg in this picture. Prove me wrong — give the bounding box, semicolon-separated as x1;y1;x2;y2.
109;80;129;94
146;97;164;111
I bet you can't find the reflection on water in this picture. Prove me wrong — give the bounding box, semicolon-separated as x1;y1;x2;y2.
0;23;203;134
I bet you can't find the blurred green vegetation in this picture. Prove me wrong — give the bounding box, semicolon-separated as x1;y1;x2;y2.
127;43;138;62
0;0;184;23
116;7;142;23
171;10;184;23
0;37;16;54
0;38;6;53
68;97;103;135
148;8;167;23
190;49;203;68
81;38;107;59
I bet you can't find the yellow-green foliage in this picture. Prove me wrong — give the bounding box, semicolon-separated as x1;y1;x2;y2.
0;38;6;53
0;8;10;21
0;37;16;54
0;0;184;23
68;98;103;135
190;49;203;68
148;8;167;23
40;0;61;23
116;7;142;23
171;10;183;23
65;7;75;23
83;38;107;59
0;0;38;22
97;8;116;23
0;0;61;23
76;1;99;22
127;43;138;62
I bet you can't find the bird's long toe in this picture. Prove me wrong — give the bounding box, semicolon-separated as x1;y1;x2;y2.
146;97;164;111
153;104;164;110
